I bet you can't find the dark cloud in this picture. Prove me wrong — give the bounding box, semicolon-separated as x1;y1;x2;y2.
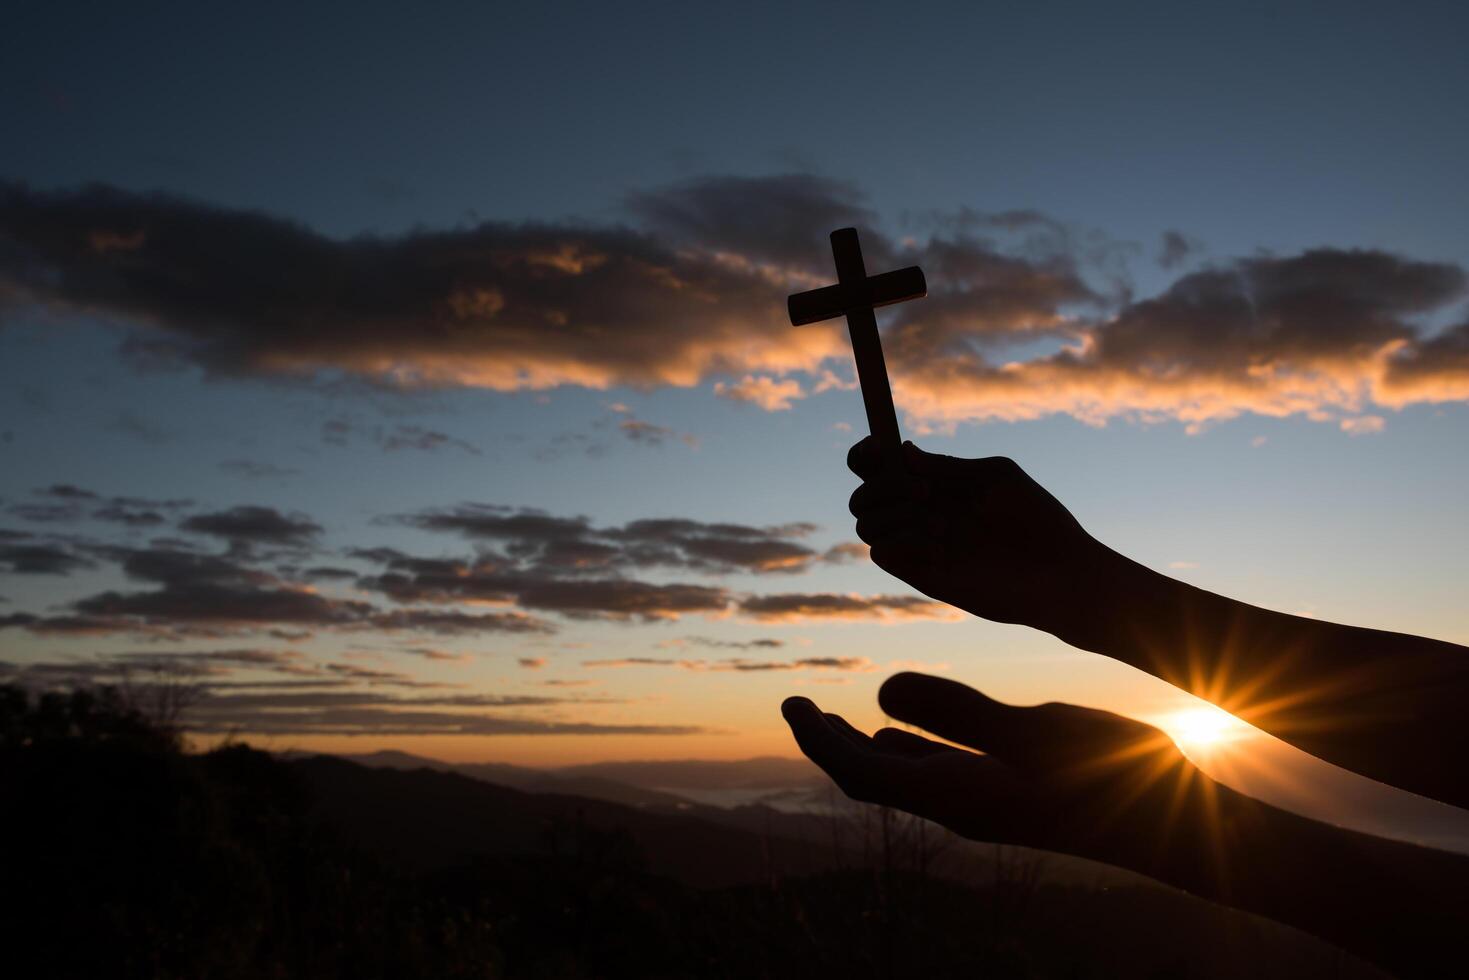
360;504;957;625
401;504;823;576
109;546;274;587
91;504;168;527
0;648;459;694
0;179;809;393
181;505;322;548
303;565;359;581
8;487;190;527
321;417;480;455
192;690;595;711
1;655;685;739
618;418;674;444
6;503;84;523
675;636;786;650
613;518;821;574
219;459;301;479
513;578;729;622
583;657;686;668
0;490;939;642
797;657;870;669
72;582;372;627
399;647;471;662
611;411;699;449
1;542;372;638
405;507;591;546
357;552;732;623
583;655;871;672
38;484;98;501
0;648;318;687
322;662;442;686
626;173;874;269
1380;319;1469;406
1158;230;1199;269
0;541;94;574
181;706;710;738
366;608;554;635
379;424;479;454
737;592;960;623
0;612;151;636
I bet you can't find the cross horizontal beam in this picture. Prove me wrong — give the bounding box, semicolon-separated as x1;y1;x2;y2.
787;266;928;326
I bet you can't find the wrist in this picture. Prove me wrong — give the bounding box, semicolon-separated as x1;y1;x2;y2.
1052;543;1155;655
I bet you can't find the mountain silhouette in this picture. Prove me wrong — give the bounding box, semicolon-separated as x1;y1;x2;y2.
321;749;701;809
289;753;834;887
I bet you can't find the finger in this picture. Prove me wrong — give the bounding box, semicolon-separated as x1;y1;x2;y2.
853;508;911;545
879;673;1158;769
877;672;1062;768
781;697;867;783
847;436;881;479
871;726;952;758
826;711;873;749
781;698;896;805
848;476;926;520
868;538;936;576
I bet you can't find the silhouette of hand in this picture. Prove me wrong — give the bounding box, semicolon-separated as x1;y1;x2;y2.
847;438;1113;639
782;672;1214;874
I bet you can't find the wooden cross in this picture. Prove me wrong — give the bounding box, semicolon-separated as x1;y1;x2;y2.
788;227;926;469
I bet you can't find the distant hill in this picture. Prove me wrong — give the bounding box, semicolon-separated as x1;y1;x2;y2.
328;748;698;808
558;755;822;789
323;749;835;812
295;758;1145;893
288;754;836;888
285;753;1388;978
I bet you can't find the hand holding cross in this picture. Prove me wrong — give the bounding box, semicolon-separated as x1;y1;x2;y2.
788;228;926;471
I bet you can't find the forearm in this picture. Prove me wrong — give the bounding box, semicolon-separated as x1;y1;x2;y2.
1112;785;1469;978
1059;548;1469;807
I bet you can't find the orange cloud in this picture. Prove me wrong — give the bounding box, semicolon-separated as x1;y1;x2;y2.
886;250;1467;433
1339;415;1386;436
714;375;805;411
8;180;1469;433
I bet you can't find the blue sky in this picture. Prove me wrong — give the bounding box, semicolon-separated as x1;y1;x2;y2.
3;0;1469;807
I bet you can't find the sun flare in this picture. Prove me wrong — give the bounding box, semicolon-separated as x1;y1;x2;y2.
1164;705;1251;751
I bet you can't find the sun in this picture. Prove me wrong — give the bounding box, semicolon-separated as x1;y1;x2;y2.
1164;705;1250;752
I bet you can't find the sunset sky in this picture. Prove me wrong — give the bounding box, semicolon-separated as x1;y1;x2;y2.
4;1;1469;785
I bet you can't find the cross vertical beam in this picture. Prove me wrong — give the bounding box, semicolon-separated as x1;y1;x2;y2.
831;229;904;465
788;227;926;471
